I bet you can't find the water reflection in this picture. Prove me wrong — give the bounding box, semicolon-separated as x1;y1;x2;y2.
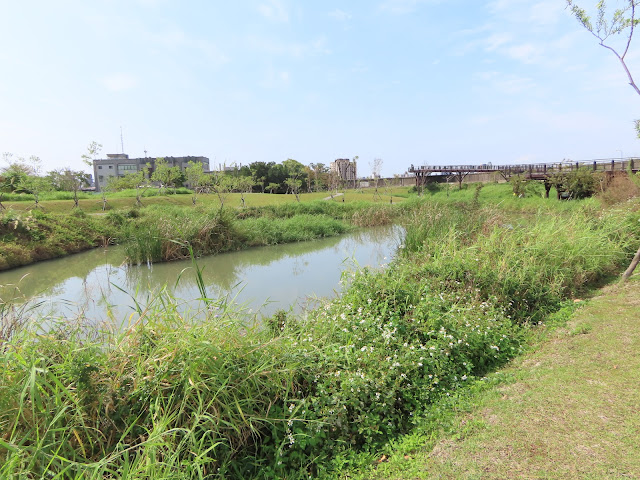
0;225;402;322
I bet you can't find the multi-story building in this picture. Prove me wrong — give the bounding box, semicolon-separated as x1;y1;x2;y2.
330;158;357;182
93;154;209;191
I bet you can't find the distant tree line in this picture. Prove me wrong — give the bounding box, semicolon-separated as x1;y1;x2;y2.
0;152;349;210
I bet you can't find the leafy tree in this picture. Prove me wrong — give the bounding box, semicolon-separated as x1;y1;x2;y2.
151;157;182;194
1;153;33;193
212;173;235;209
567;0;640;132
236;176;255;207
510;175;543;198
266;182;280;194
567;0;640;280
309;162;329;191
283;159;308;192
81;141;102;168
48;169;90;208
108;164;151;207
285;176;302;202
185;161;207;206
14;156;53;209
249;161;273;193
267;163;287;192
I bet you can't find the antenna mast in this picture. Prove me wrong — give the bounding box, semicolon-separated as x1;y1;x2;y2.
120;126;125;154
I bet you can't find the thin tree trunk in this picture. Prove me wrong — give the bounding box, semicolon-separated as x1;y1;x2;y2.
621;245;640;281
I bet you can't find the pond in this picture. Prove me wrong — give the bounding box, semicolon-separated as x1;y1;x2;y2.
0;225;403;324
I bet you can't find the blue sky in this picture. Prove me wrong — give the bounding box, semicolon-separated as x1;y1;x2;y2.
2;0;640;177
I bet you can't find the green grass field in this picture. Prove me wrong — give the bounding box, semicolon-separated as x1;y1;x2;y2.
0;187;412;214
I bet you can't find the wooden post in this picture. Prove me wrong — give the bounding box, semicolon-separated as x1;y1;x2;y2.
611;160;615;171
593;161;597;171
622;245;640;281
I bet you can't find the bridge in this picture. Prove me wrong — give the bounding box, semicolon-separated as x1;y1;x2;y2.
409;157;638;196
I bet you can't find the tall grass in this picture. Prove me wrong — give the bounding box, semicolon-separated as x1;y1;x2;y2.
120;205;241;264
0;302;308;479
238;214;349;246
401;202;639;320
236;200;404;224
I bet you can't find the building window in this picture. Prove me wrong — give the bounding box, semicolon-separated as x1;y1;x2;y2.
98;175;104;182
98;166;102;170
108;165;113;169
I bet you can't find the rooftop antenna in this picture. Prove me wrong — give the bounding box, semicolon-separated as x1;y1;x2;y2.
144;148;148;158
120;126;125;154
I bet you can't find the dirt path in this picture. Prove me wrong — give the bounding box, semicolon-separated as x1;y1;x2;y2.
322;192;343;200
366;279;640;479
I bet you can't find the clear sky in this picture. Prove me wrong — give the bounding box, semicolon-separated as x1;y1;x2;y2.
2;0;640;177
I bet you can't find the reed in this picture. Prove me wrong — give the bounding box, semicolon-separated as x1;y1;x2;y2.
238;214;349;246
121;205;241;264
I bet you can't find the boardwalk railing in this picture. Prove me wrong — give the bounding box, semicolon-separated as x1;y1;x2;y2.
408;158;637;177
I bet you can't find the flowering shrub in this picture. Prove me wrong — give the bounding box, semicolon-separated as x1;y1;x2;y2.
265;265;523;475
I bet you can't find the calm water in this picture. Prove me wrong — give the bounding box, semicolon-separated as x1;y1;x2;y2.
0;226;402;323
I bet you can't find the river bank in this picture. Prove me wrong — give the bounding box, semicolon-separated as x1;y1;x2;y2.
2;195;638;478
0;197;407;271
359;277;640;479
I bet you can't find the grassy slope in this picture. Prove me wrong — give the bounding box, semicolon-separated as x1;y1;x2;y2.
1;188;409;214
361;278;640;480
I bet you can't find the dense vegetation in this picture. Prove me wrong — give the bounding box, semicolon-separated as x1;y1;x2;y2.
0;196;407;270
0;209;109;271
1;188;638;479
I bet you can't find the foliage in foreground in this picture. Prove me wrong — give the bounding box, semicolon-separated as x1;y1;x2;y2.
1;201;639;478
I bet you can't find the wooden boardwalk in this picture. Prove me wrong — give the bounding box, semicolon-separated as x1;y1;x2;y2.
409;158;638;190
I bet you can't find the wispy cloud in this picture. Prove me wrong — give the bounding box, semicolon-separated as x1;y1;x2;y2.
329;9;352;22
453;1;569;67
474;71;536;94
378;0;432;15
146;28;229;66
260;65;291;88
102;73;139;92
246;35;331;58
505;43;542;64
351;61;368;73
257;0;289;22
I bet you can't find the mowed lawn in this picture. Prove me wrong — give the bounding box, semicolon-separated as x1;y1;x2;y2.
1;187;411;214
363;278;640;480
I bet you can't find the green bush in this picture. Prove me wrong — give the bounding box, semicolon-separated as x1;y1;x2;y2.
238;214;349;246
121;205;242;264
